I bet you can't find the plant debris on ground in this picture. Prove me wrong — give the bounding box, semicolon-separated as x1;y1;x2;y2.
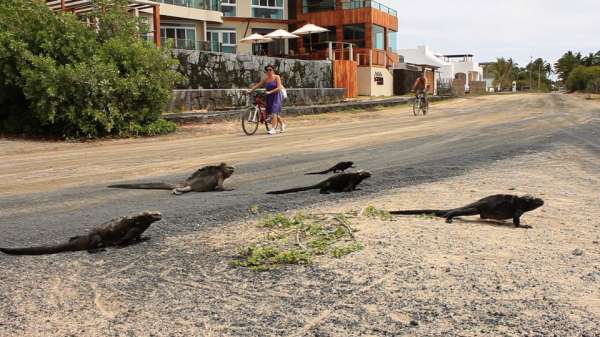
231;208;395;271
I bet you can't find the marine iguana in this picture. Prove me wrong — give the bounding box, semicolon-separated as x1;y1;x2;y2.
108;163;234;195
267;171;371;195
390;194;544;227
0;211;162;255
305;161;355;175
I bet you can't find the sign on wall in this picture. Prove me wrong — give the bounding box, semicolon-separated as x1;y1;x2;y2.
374;71;384;85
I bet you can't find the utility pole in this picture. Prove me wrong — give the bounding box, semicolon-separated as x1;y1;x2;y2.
529;56;533;92
538;62;542;90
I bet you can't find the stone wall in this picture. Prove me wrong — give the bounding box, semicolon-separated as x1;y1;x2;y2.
174;51;333;89
452;79;466;96
169;88;346;112
469;81;486;94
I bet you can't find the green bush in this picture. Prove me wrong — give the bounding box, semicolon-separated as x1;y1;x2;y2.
566;66;600;93
0;0;182;138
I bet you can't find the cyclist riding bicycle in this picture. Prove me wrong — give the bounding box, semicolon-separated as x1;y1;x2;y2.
411;71;428;102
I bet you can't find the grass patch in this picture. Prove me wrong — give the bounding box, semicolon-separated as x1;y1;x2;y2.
361;205;392;221
232;212;363;271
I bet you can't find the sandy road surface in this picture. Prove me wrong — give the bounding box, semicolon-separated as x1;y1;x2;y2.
1;93;600;336
1;93;598;241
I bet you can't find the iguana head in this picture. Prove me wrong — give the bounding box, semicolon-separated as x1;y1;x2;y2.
220;162;235;178
125;211;162;228
521;195;544;211
356;170;372;180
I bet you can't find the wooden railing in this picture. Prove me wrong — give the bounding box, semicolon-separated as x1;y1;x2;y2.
297;44;399;68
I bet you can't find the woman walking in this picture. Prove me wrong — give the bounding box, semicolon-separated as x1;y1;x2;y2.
248;65;286;134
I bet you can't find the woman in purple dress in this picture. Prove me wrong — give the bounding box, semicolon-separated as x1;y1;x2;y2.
248;65;287;135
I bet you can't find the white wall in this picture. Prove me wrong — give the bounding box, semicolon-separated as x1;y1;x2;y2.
358;67;393;96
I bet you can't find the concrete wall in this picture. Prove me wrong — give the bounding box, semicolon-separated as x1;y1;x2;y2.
174;50;333;89
140;5;222;24
169;88;346;112
358;67;393;96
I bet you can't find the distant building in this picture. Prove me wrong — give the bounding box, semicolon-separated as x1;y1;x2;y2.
438;54;483;91
398;46;485;93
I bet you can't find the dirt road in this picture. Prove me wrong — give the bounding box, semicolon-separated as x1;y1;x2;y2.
1;93;599;336
0;93;597;241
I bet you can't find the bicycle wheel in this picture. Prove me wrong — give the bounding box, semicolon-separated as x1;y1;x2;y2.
241;106;260;135
412;98;420;116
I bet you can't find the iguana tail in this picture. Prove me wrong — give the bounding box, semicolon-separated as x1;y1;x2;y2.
266;185;319;194
389;209;448;217
0;241;81;255
107;182;175;190
305;170;330;175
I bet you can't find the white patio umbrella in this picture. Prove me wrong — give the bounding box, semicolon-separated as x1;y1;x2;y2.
292;23;329;52
264;29;299;56
240;33;274;55
239;33;273;44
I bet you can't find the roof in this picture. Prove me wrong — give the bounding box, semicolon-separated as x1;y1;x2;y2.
45;0;156;14
407;63;440;70
443;54;474;58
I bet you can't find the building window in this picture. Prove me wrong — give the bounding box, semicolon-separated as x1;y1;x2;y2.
207;29;237;53
160;23;196;50
343;24;365;48
387;30;398;52
303;26;336;51
373;25;385;50
251;0;284;19
302;0;335;13
221;0;236;16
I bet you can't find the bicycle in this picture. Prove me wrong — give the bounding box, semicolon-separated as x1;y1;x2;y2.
412;91;428;116
241;91;273;136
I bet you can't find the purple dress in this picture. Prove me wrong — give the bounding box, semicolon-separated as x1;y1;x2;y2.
265;79;283;114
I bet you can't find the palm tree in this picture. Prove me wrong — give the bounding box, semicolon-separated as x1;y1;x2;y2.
488;58;514;91
554;51;582;82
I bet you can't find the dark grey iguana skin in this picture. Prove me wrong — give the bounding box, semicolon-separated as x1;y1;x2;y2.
108;163;234;195
305;161;354;175
267;171;371;195
390;194;544;227
0;211;162;255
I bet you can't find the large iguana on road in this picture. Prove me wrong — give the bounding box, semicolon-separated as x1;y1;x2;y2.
0;211;162;255
267;171;371;195
108;163;234;195
390;194;544;227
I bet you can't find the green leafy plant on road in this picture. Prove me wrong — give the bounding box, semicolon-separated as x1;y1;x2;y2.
232;212;364;271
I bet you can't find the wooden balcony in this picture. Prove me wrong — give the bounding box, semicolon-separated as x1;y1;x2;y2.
299;46;399;68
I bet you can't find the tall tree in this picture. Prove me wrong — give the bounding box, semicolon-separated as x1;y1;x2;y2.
554;51;582;83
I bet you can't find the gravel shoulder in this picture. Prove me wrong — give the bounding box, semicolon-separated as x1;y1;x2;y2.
1;145;599;336
1;93;600;336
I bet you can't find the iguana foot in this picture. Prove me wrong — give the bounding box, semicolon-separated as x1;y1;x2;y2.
445;217;453;224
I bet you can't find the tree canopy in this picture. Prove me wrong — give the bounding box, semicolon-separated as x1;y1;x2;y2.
0;0;182;138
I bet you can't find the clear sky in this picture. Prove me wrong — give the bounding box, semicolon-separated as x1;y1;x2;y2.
379;0;600;68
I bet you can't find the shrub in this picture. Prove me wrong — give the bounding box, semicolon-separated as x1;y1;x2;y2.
0;0;182;138
566;66;600;93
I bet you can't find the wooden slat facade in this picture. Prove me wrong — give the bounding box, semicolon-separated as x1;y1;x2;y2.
333;60;358;98
297;8;398;31
294;1;399;67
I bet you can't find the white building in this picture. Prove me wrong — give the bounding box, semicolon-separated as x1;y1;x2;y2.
398;45;484;91
437;54;484;91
